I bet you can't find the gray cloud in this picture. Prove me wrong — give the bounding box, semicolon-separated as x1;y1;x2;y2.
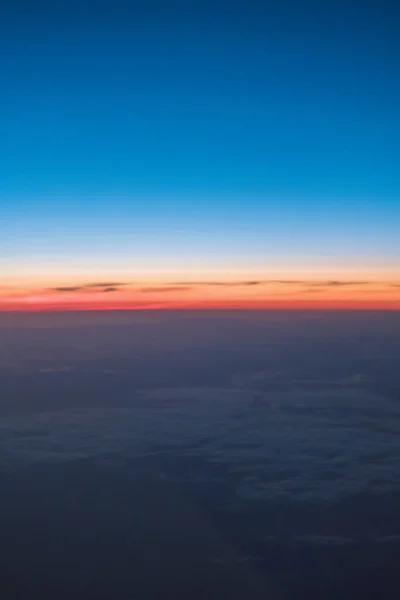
83;282;128;288
51;280;390;294
170;279;372;288
51;282;128;293
265;280;370;287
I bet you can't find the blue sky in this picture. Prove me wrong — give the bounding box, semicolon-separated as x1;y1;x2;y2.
1;0;399;290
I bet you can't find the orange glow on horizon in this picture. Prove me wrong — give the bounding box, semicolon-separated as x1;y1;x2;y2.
1;300;400;311
0;277;399;312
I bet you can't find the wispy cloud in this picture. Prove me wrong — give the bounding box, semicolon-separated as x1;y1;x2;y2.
139;286;193;293
265;280;307;285
83;282;128;288
308;280;370;287
53;286;83;292
49;280;386;295
51;282;128;293
170;279;372;288
171;281;261;287
261;280;370;287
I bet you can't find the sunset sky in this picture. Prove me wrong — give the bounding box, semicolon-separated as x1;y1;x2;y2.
1;0;399;310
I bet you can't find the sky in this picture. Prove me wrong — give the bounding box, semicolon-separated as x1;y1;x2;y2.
1;0;399;310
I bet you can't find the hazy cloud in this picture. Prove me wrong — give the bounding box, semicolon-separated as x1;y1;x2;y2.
171;281;261;287
139;286;193;293
169;279;372;288
49;279;393;295
301;288;325;294
83;282;128;288
52;282;128;293
266;280;308;285
310;280;369;287
52;286;83;292
266;280;370;287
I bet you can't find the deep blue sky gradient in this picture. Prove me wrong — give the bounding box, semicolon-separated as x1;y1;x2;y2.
1;0;399;272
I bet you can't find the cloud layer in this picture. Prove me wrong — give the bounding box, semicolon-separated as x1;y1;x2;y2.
2;385;400;506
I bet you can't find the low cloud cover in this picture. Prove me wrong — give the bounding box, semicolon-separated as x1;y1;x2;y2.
2;385;400;506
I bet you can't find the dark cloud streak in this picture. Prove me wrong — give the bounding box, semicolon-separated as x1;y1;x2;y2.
170;279;372;288
84;282;128;288
50;279;396;295
51;282;128;293
52;286;83;292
